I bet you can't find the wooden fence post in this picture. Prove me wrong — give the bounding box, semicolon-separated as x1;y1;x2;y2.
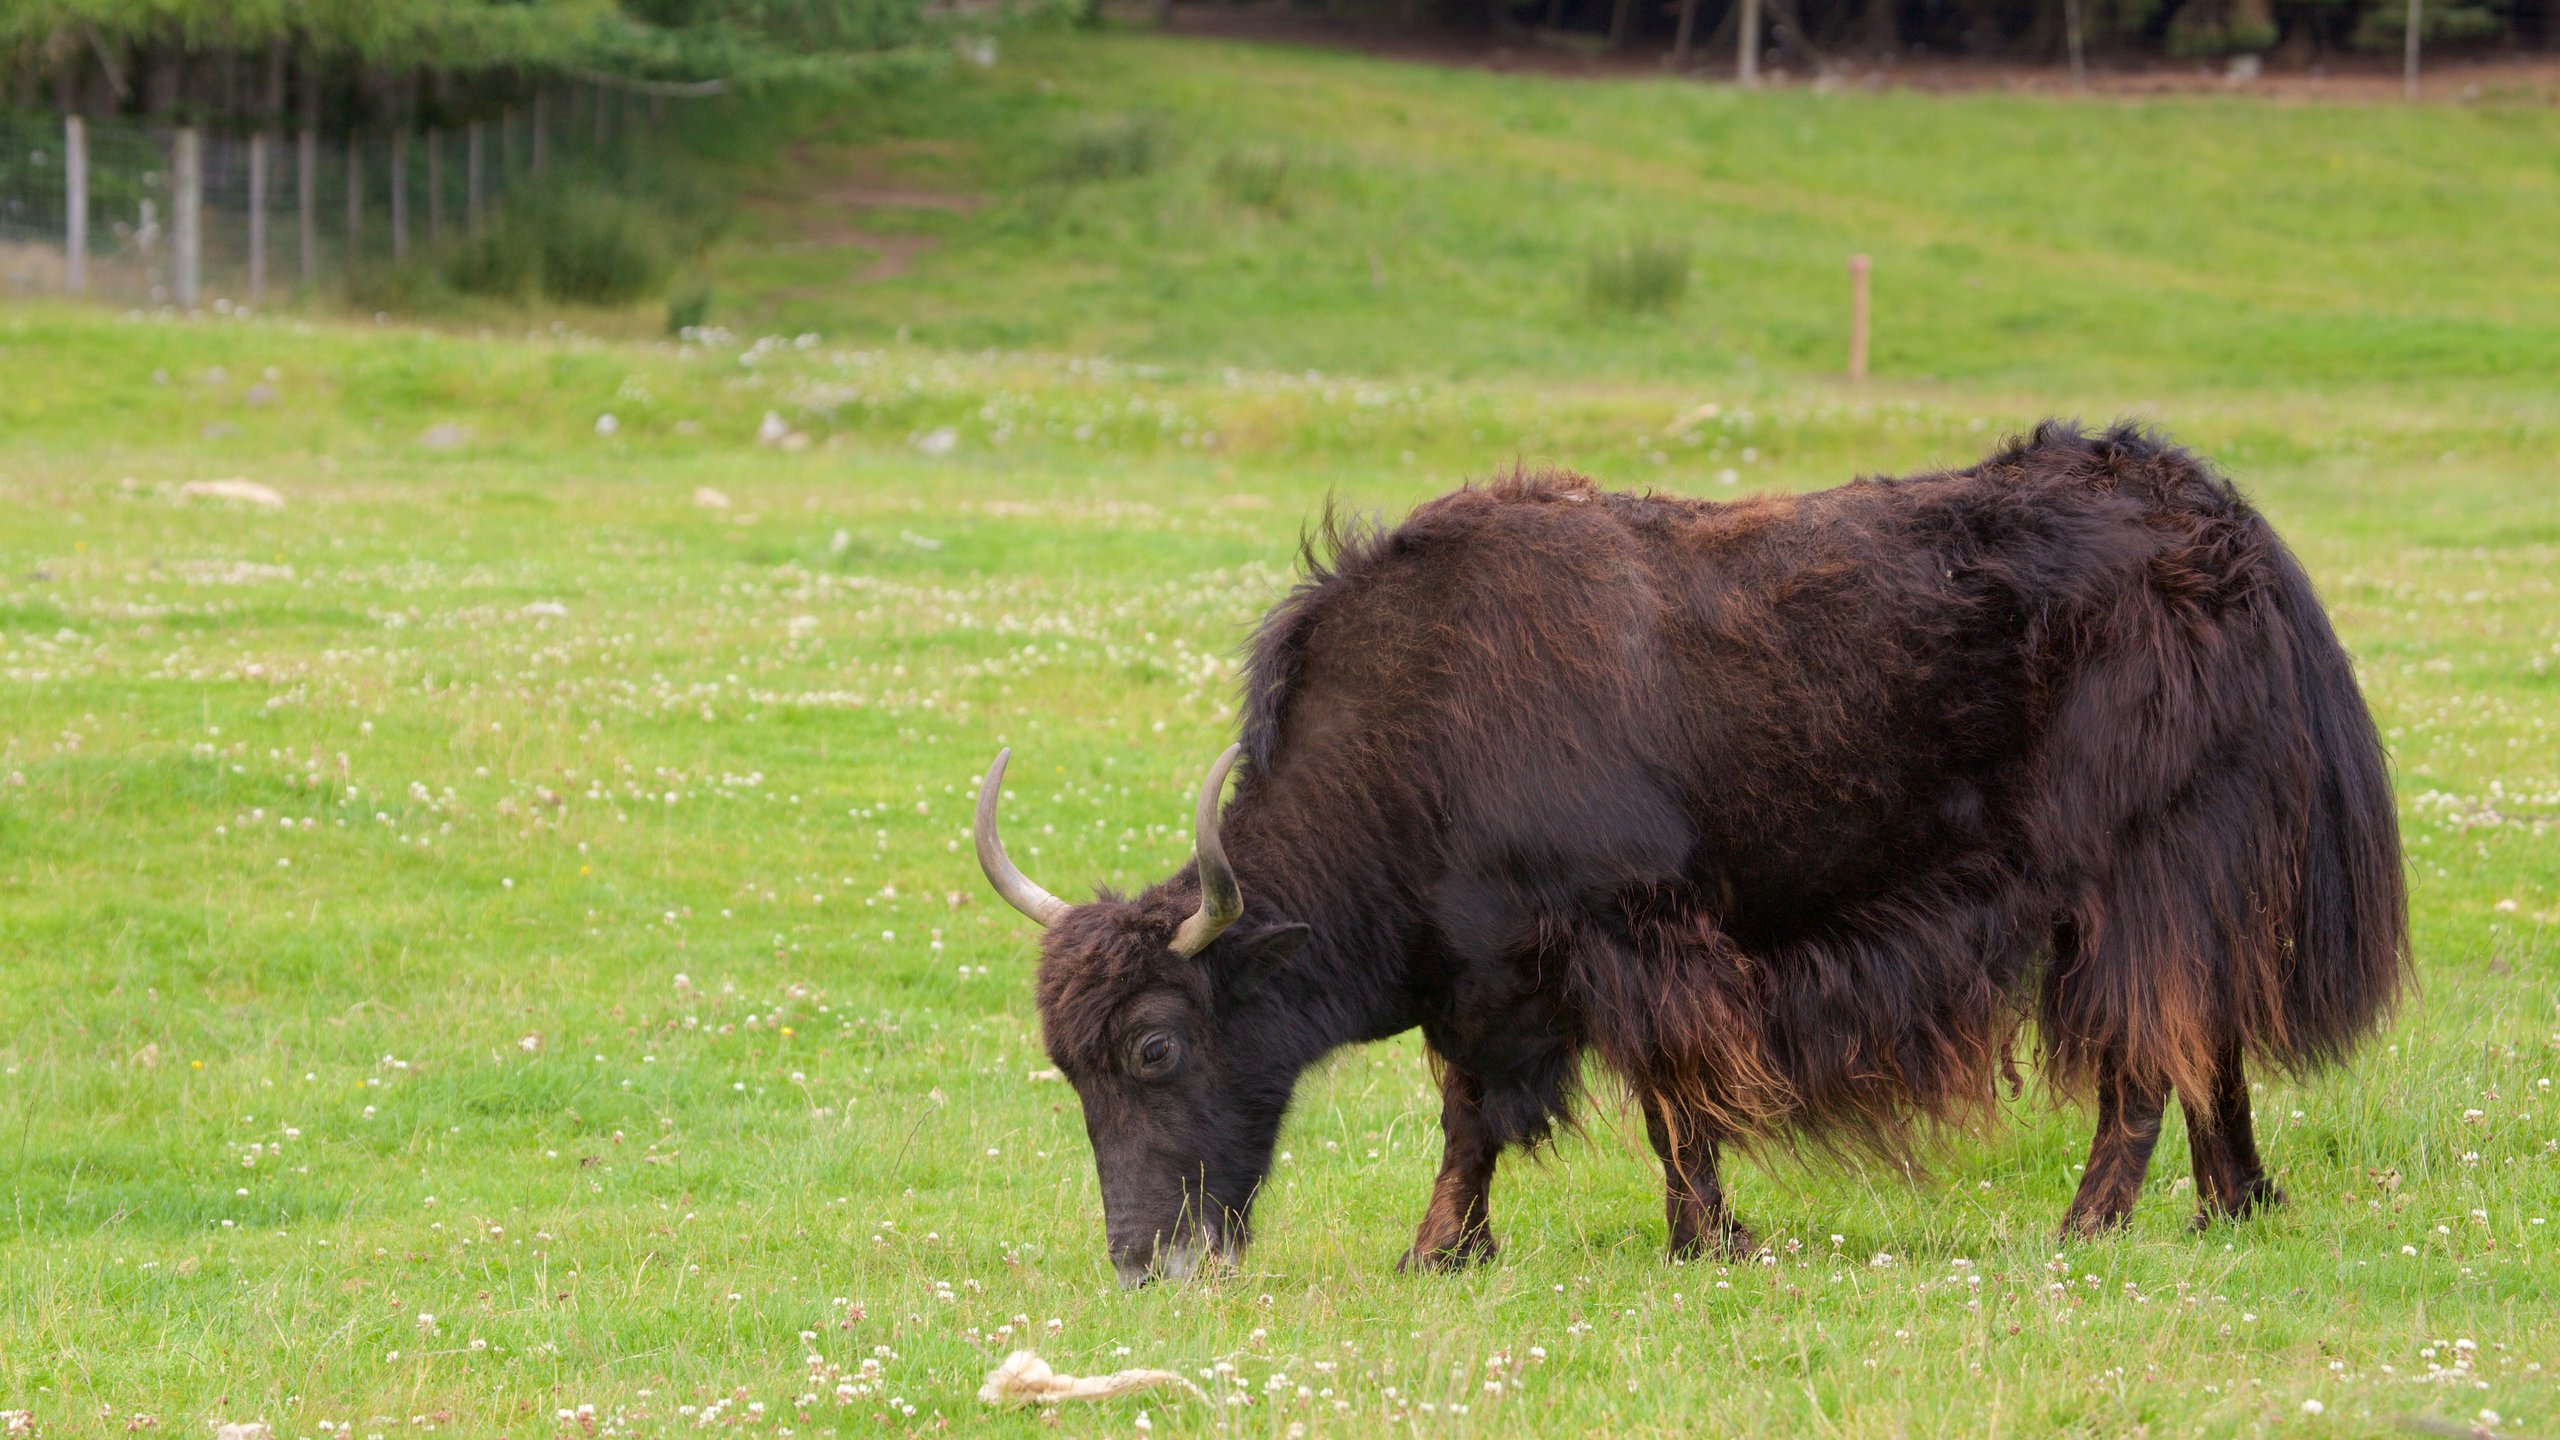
467;121;485;232
173;126;203;309
1847;253;1871;381
346;136;363;260
298;127;317;286
2064;0;2088;88
248;131;269;304
1738;0;1763;86
532;91;549;173
63;114;87;294
2403;0;2422;99
426;130;444;246
390;130;409;259
297;63;319;288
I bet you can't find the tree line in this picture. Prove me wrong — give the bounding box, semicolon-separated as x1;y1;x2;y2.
0;1;935;132
1493;0;2545;67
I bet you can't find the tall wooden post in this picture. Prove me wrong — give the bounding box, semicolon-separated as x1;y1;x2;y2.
248;132;269;304
2064;0;2088;88
1738;0;1763;85
250;41;281;304
390;130;409;259
63;114;87;294
2403;0;2422;99
173;127;203;309
298;128;318;286
1847;253;1872;381
298;65;319;288
532;91;549;173
346;136;363;259
467;122;485;232
426;131;444;245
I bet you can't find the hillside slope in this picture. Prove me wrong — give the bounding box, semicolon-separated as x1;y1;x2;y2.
716;30;2560;392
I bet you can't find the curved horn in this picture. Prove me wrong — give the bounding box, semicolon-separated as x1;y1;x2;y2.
1169;743;1245;957
975;748;1069;928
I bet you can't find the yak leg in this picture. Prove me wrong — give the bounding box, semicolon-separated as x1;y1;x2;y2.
2182;1041;2286;1226
1400;1065;1502;1272
2059;1056;2169;1240
1641;1089;1756;1262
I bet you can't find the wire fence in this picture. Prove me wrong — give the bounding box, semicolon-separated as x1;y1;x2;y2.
2;94;666;310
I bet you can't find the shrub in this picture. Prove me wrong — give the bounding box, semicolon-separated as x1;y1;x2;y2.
445;228;535;299
445;186;672;306
346;257;454;311
2164;0;2276;55
1057;115;1165;181
2351;0;2500;47
667;281;714;334
1217;144;1295;212
1585;234;1691;314
531;189;672;305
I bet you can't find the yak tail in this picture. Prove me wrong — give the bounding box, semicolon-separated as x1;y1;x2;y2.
2260;534;2410;1070
2037;434;2409;1100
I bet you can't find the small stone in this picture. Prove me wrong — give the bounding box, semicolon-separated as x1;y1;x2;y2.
178;478;285;510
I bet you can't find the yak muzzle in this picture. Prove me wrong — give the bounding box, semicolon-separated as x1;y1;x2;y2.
1110;1228;1236;1290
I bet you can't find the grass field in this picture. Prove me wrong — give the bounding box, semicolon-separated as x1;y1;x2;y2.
5;30;2560;1440
718;31;2560;393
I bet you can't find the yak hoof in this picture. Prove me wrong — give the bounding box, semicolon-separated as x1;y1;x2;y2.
1670;1220;1757;1264
1399;1231;1499;1274
2057;1206;2134;1243
2191;1178;2288;1230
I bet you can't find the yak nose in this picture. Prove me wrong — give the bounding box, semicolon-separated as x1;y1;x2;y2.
1111;1241;1192;1290
1111;1236;1208;1290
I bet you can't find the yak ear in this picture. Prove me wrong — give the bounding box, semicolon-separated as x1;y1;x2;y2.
1218;922;1310;988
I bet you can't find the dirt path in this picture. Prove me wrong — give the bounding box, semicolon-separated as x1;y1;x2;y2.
767;230;947;286
763;142;990;289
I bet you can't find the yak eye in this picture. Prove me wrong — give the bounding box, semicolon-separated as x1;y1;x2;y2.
1132;1031;1181;1078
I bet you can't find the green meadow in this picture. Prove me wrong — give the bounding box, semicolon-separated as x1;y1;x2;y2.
3;29;2558;1440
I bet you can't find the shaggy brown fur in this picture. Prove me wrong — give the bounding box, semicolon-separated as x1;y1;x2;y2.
1013;422;2408;1281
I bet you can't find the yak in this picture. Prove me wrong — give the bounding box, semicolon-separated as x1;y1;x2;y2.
972;422;2408;1288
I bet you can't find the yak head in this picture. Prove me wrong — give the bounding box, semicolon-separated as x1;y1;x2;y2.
974;744;1309;1289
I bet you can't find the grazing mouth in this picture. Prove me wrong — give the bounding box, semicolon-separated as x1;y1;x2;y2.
1113;1238;1236;1290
